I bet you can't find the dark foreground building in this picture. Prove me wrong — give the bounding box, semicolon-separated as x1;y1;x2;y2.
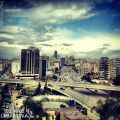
21;47;40;75
40;56;47;80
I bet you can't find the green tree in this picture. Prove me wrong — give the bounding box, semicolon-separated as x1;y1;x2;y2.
60;104;66;108
34;82;42;95
96;98;120;120
1;84;8;97
23;97;48;120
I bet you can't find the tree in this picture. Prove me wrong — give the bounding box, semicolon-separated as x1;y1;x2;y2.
1;84;8;97
60;104;66;108
55;67;59;73
34;82;41;95
23;97;48;120
96;98;120;120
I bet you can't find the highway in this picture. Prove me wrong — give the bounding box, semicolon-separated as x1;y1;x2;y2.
73;88;105;102
0;79;120;91
0;79;113;120
47;85;100;120
55;82;120;91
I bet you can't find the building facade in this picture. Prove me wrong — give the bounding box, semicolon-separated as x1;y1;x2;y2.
109;59;116;79
21;47;40;75
0;60;4;72
99;57;110;80
54;50;57;59
11;59;20;76
40;56;47;80
60;58;65;67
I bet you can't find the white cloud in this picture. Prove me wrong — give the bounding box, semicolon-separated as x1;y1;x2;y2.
0;24;120;58
1;1;120;58
0;25;120;58
5;2;97;26
30;28;120;57
0;41;25;49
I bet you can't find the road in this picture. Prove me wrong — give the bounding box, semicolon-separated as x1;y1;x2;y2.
74;88;105;102
0;79;120;91
48;85;100;120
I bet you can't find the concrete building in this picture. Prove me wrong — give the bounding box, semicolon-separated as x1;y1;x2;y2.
53;60;60;69
0;59;11;72
54;50;57;59
99;57;110;80
79;63;92;76
21;47;40;76
40;56;47;80
115;58;120;77
109;59;116;79
0;60;3;72
60;108;88;120
11;59;20;76
60;58;65;67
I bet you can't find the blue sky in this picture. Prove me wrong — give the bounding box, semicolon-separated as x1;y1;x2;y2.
0;0;120;58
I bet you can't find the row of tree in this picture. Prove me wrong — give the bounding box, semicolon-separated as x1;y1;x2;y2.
92;98;120;120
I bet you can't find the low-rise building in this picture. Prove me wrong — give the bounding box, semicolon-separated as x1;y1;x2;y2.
99;57;110;80
0;61;4;72
60;108;88;120
11;59;20;76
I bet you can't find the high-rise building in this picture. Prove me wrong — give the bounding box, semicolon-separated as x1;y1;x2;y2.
99;57;110;80
60;58;65;67
54;50;57;59
109;59;116;79
21;47;40;75
115;58;120;77
40;56;47;80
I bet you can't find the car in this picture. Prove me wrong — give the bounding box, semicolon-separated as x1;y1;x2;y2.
48;84;52;87
94;90;98;92
80;107;87;115
60;87;65;90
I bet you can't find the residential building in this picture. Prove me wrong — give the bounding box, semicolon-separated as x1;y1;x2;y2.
11;59;20;76
99;57;110;80
0;61;3;72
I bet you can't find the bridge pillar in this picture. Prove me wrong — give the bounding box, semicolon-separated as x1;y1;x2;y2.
74;100;76;108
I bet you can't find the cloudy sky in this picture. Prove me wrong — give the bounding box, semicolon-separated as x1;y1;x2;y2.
0;0;120;58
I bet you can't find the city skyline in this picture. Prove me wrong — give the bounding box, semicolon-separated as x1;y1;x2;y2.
0;0;120;58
